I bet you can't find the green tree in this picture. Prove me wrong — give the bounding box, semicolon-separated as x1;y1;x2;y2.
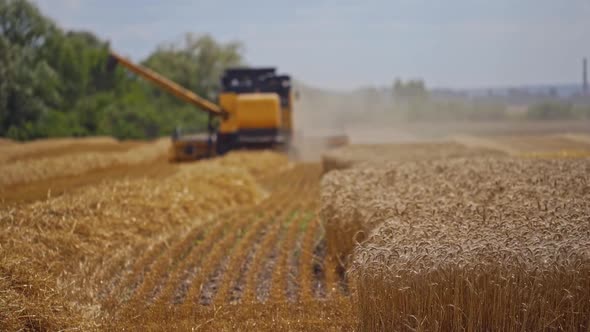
1;0;246;140
0;0;60;139
143;33;243;101
0;0;50;49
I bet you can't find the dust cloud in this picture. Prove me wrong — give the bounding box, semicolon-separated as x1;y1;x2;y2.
290;81;417;161
290;80;590;161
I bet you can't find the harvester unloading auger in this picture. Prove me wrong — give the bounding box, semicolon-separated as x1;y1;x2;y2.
109;51;332;161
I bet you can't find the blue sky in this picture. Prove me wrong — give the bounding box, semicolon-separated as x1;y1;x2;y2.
34;0;590;90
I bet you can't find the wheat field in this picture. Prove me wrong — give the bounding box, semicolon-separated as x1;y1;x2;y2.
321;136;590;331
2;134;590;331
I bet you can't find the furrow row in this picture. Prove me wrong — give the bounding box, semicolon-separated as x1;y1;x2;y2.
269;209;305;303
212;188;298;305
298;216;320;302
102;240;169;313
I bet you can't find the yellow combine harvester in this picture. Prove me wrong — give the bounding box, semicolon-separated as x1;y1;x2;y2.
108;52;295;161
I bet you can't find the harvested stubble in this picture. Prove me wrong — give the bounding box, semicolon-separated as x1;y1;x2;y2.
0;138;169;186
0;152;287;331
453;134;590;156
321;142;499;173
270;209;305;302
563;133;590;145
100;163;354;331
0;138;15;146
0;136;119;163
214;187;298;305
218;150;290;178
323;156;590;331
520;149;590;159
493;135;590;154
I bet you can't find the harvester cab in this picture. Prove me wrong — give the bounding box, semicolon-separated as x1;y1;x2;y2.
216;68;293;153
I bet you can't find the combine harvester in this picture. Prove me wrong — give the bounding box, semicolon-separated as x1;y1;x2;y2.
108;52;347;161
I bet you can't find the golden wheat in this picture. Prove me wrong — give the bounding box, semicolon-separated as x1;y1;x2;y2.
323;156;590;331
453;134;590;156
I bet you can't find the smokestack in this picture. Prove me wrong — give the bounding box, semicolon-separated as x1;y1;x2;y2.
584;57;588;95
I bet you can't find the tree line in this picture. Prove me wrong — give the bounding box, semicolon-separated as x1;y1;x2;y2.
0;0;243;140
392;79;590;121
